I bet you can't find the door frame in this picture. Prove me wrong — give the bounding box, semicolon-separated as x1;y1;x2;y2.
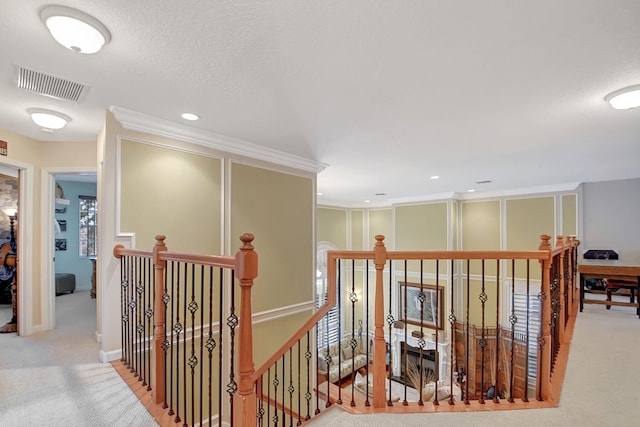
0;157;33;335
42;167;97;330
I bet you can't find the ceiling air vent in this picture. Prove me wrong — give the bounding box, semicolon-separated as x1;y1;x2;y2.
14;65;89;102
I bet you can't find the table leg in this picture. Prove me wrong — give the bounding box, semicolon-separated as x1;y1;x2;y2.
579;273;584;312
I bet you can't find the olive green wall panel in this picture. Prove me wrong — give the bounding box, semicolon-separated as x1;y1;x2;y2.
506;197;554;251
317;207;348;249
351;210;364;250
369;209;393;249
120;139;222;253
231;163;313;314
395;202;447;251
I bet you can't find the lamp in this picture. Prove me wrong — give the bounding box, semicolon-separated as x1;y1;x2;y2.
40;5;111;54
2;207;17;250
604;84;640;110
27;108;71;130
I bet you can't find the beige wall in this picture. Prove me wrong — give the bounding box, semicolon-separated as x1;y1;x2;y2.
99;112;317;363
0;128;96;334
230;162;314;315
317;207;347;248
395;202;448;251
120;140;222;253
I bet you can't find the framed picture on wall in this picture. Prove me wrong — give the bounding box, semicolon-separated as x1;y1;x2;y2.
399;281;444;330
55;239;67;251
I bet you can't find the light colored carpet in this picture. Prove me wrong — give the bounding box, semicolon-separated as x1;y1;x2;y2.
308;295;640;427
0;291;157;427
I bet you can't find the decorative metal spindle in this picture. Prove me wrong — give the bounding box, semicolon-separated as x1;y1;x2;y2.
227;269;238;417
199;266;205;424
402;260;408;406
364;260;370;407
288;349;294;427
336;261;342;405
174;262;182;423
120;256;126;363
418;261;424;406
479;260;486;404
387;260;394;406
305;331;312;420
218;268;224;422
494;260;500;404
509;259;516;403
448;259;456;406
464;259;470;405
182;264;188;427
523;260;530;402
350;259;357;407
168;262;176;416
267;368;272;426
189;264;198;426
162;264;170;409
536;260;546;402
315;322;321;415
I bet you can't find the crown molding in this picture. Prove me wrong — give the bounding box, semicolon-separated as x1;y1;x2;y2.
109;106;328;174
458;182;582;200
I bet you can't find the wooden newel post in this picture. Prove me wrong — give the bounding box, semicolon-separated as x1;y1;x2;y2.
538;234;552;401
233;233;258;427
152;235;167;405
372;235;388;409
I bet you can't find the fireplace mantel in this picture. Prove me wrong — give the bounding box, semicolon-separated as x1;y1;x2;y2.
391;328;449;380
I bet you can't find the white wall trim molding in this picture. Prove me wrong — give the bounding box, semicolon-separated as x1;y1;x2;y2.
110;106;327;174
99;348;122;363
251;300;315;326
458;182;582;201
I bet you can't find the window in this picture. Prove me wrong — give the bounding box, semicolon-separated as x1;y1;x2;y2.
79;196;97;257
316;269;340;347
513;293;540;388
316;242;340;347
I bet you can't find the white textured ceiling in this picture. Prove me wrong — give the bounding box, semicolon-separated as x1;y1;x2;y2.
1;1;639;205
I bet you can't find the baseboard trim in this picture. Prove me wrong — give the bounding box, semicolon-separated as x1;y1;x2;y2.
100;348;122;363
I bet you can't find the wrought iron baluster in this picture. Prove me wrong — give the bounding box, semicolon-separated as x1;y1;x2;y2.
448;259;456;406
479;260;487;404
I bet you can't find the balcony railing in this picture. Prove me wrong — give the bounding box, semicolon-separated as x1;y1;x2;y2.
113;234;579;426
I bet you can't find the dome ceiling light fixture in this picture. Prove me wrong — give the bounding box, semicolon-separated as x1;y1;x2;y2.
604;84;640;110
40;5;111;54
27;108;71;130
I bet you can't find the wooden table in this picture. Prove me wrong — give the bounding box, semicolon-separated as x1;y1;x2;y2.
578;259;640;317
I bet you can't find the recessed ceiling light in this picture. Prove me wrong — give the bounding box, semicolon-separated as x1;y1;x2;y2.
430;175;440;180
467;189;476;193
27;108;71;130
605;84;640;110
317;192;323;196
40;6;111;54
364;200;371;203
181;113;199;121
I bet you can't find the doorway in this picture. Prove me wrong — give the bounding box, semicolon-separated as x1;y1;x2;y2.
48;170;97;329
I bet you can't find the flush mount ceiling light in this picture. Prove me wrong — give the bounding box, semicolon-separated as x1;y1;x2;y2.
27;108;71;130
181;113;199;121
604;84;640;110
40;5;111;54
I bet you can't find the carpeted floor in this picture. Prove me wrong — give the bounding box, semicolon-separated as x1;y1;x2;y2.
0;291;157;427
